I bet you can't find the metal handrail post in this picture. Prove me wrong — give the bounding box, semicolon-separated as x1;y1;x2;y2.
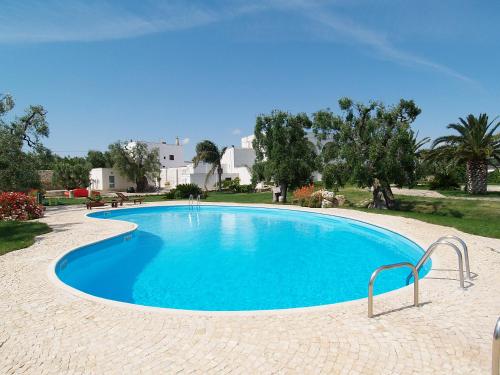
368;262;419;318
493;317;500;375
409;240;465;289
437;236;471;280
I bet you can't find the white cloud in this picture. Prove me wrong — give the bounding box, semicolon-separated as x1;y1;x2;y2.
0;0;476;85
182;137;190;145
0;1;221;43
306;10;476;84
232;128;242;135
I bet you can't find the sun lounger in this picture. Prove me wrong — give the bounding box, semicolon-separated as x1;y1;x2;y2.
115;192;144;206
86;196;107;210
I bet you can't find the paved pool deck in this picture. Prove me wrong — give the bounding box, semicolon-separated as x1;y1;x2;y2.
1;202;499;374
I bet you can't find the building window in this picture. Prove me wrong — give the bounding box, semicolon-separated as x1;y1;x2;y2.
225;177;232;181
163;156;166;159
169;155;174;160
109;175;115;189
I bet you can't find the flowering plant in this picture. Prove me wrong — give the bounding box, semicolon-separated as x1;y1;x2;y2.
0;192;45;221
292;184;315;200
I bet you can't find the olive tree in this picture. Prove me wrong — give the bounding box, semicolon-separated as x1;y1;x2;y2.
108;141;160;192
312;98;427;209
252;110;317;202
0;94;49;192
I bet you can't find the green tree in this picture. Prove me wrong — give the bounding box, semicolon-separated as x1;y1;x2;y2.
0;94;49;192
312;98;426;209
108;141;160;192
192;140;227;191
429;114;500;194
52;157;92;190
87;150;113;168
252;111;317;202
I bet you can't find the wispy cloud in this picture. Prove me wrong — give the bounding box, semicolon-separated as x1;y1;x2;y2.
0;0;476;85
182;137;190;145
0;1;222;43
306;10;476;84
231;128;242;135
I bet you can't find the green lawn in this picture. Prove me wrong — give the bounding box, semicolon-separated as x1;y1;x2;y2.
437;189;500;198
0;221;52;256
336;187;500;238
205;191;273;203
355;196;500;239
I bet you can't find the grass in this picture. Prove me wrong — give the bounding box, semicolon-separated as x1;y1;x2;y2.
332;186;500;238
437;189;500;198
355;196;500;239
0;221;52;256
205;191;273;204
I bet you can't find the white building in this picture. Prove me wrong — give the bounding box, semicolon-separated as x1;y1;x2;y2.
90;138;184;192
90;168;134;192
163;137;256;190
90;132;324;192
128;138;185;169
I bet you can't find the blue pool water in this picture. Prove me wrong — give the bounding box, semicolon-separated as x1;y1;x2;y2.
56;206;430;311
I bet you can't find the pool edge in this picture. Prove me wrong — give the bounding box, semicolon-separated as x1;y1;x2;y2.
48;202;440;317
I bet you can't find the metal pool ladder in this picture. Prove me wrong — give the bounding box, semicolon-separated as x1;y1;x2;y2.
368;235;470;318
368;262;419;318
188;194;200;209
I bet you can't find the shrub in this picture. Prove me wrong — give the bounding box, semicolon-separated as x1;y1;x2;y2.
166;184;202;199
126;186;135;193
163;189;176;199
0;192;44;221
429;172;460;190
488;169;500;184
238;184;255;193
176;183;202;198
220;178;255;193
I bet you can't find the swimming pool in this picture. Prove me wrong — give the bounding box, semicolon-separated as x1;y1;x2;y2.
55;206;430;311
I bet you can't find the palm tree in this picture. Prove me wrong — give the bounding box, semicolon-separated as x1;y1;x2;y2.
192;140;227;191
430;114;500;194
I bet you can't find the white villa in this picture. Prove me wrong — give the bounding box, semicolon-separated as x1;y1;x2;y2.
90;136;257;192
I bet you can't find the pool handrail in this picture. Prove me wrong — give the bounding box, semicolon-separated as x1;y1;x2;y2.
368;262;419;318
189;194;201;209
493;317;500;375
406;240;465;289
436;235;471;280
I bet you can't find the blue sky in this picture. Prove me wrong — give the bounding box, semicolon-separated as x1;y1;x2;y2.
1;0;499;158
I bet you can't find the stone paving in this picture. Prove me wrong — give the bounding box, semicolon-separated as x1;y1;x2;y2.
1;202;499;374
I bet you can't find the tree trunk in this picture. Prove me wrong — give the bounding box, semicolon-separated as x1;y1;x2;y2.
217;164;223;191
280;182;288;203
381;183;396;209
466;160;487;194
136;176;148;193
370;178;396;209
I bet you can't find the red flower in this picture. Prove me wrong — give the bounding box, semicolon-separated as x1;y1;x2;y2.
0;192;45;221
